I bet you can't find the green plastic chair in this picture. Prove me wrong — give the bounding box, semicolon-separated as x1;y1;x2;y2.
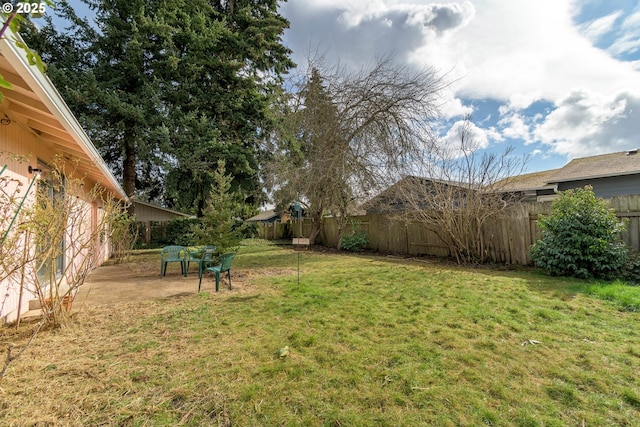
201;252;236;292
188;245;217;282
160;245;188;277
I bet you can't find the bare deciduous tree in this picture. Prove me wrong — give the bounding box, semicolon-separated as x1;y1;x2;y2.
0;155;131;382
395;116;527;263
0;155;34;285
267;56;445;246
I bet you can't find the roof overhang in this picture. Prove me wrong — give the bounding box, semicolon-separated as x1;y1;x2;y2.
548;170;640;184
132;200;192;218
0;30;127;201
496;184;556;193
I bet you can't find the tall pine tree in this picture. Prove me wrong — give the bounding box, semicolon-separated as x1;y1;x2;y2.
24;0;294;214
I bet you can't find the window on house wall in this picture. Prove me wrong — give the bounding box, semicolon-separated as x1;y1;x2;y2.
35;160;65;284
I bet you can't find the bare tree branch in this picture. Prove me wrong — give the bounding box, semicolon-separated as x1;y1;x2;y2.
267;56;446;246
391;116;528;263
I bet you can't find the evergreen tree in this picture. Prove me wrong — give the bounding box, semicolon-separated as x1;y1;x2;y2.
190;160;250;252
23;0;294;214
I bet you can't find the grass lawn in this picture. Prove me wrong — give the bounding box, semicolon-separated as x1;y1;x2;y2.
1;240;640;426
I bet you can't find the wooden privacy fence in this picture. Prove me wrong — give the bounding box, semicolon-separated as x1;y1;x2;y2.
257;220;314;241
258;195;640;265
257;222;285;240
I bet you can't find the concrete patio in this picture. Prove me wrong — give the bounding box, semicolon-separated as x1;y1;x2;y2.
18;251;249;322
75;261;206;308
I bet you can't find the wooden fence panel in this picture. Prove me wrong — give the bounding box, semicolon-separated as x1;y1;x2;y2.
387;218;407;253
406;222;449;257
319;217;339;247
362;214;387;253
256;195;640;265
482;203;534;264
611;195;640;252
258;222;287;240
629;217;639;250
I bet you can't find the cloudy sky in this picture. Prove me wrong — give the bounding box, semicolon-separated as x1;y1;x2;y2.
279;0;640;173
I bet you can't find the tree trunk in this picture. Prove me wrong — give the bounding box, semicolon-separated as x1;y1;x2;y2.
308;210;322;245
122;130;136;215
335;216;349;250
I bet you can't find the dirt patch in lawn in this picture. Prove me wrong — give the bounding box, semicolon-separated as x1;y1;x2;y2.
73;253;266;310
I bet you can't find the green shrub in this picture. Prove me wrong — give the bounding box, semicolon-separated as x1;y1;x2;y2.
165;217;200;246
243;221;259;238
189;161;249;252
340;221;369;252
530;186;627;279
619;251;640;285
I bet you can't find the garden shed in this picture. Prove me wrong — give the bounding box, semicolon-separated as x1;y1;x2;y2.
245;209;281;224
132;200;192;243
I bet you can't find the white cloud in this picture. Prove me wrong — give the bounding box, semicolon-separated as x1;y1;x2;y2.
506;91;544;111
498;113;532;143
579;11;623;41
609;36;640;57
440;93;473;119
284;1;640;102
439;119;500;154
281;1;640;165
281;1;475;68
609;11;640;56
621;10;640;31
437;1;640;104
533;90;640;158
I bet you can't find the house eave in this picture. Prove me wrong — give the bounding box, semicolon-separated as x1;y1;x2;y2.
548;170;640;184
0;31;127;201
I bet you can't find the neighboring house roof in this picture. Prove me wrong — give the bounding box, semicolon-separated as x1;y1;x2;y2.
547;149;640;183
0;32;127;200
495;169;560;192
498;149;640;194
132;200;193;222
246;209;280;222
361;176;475;213
496;149;640;200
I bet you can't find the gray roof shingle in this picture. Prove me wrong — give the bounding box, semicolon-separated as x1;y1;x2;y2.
246;210;279;222
495;169;560;192
548;149;640;183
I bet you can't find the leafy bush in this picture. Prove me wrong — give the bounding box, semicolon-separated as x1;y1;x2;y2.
530;186;627;279
618;251;640;285
242;221;259;238
110;211;137;263
165;217;199;246
340;221;369;252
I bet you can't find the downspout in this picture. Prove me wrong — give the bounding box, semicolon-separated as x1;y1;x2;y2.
0;164;6;176
1;170;40;246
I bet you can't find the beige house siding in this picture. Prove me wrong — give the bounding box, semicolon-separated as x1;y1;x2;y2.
0;127;113;323
0;123;51;321
0;29;127;324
